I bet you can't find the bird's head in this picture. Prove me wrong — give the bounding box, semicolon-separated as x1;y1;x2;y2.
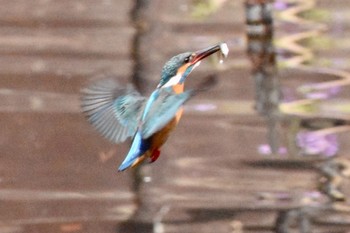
157;43;228;88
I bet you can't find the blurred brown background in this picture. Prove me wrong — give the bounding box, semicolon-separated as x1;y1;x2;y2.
1;0;350;232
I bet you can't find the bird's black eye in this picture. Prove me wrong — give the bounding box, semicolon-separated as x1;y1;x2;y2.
184;54;194;63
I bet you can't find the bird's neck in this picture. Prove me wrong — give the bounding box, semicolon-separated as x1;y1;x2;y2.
172;83;184;94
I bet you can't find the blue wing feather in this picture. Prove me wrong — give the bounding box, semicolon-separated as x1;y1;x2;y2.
141;88;194;139
118;88;193;170
81;78;146;143
118;132;149;171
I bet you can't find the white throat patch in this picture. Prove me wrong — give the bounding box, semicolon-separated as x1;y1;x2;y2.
163;73;182;88
162;61;201;88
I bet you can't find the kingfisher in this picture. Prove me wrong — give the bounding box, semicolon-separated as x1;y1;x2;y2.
81;43;228;171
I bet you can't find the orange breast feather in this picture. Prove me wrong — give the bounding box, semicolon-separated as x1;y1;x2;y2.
148;84;185;150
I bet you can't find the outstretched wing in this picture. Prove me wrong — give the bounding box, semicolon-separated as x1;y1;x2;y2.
81;78;146;143
141;88;194;139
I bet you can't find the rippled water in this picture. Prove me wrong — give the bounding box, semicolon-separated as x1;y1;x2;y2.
1;0;350;233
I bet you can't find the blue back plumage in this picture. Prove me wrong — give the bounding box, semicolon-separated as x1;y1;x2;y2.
141;88;194;138
142;89;160;120
118;132;150;171
117;88;193;170
117;90;161;171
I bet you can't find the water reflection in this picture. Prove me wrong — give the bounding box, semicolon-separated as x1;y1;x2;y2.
4;0;350;232
123;0;350;231
248;0;350;232
246;0;282;156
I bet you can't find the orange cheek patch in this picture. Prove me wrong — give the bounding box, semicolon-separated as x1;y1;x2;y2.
177;64;190;76
172;64;189;93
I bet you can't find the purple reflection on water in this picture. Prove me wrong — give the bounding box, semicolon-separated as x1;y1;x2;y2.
184;103;217;112
258;144;287;156
297;132;338;157
305;191;322;199
282;82;341;103
304;85;341;100
281;87;296;103
273;1;288;11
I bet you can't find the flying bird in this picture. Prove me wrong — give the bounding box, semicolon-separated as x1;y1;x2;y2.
81;43;229;171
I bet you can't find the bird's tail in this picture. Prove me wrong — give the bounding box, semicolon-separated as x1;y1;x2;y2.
118;132;147;171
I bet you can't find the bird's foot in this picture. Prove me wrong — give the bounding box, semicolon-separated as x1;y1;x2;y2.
150;149;161;163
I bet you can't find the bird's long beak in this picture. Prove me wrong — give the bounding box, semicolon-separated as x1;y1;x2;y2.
190;43;229;65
